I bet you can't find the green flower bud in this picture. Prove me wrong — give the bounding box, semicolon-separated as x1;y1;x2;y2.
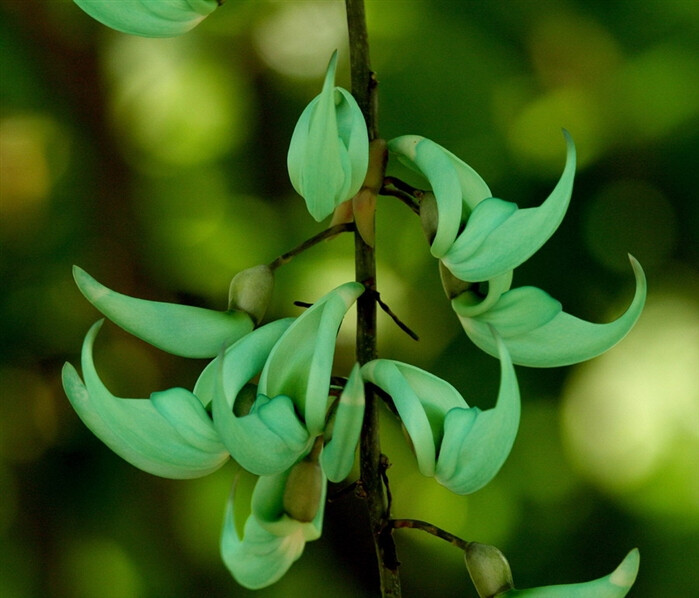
228;265;274;325
287;51;369;221
464;543;514;598
283;439;324;523
74;0;220;38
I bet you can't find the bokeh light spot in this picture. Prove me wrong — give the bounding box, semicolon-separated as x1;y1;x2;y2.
562;285;699;521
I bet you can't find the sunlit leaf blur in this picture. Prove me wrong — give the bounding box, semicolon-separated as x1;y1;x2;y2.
1;0;697;596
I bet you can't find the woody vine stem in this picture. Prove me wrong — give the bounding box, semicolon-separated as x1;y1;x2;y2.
345;1;401;596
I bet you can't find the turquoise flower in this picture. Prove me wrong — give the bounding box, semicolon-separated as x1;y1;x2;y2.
287;51;369;221
464;542;639;598
451;256;647;367
74;0;220;37
72;266;255;358
221;459;327;589
387;131;575;282
362;328;519;494
207;282;366;478
62;319;230;478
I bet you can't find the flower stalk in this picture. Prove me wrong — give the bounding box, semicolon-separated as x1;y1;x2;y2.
346;0;401;596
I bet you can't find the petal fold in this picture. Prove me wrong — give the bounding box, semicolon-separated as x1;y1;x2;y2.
73;266;254;358
62;320;228;479
442;131;576;281
287;51;369;221
259;282;364;436
210;320;311;475
456;256;647;367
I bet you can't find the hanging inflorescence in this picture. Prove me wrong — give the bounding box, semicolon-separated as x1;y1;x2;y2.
65;3;646;596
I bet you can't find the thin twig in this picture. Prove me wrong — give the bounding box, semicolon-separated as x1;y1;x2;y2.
373;291;419;341
390;519;470;551
267;222;356;270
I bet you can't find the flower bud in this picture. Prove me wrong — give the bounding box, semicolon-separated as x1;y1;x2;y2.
287;51;369;221
74;0;220;38
228;265;274;325
419;191;440;245
464;543;514;598
283;441;324;523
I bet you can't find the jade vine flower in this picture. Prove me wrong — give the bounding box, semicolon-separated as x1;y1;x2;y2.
287;51;369;221
74;0;220;37
208;282;366;478
221;462;327;589
465;542;640;598
451;256;647;367
72;266;255;358
62;319;231;478
387;131;575;282
362;328;519;494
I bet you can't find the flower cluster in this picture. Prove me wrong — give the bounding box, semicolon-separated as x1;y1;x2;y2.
64;9;645;592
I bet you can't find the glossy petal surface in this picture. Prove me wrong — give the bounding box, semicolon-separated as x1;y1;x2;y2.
457;256;647;367
62;320;228;478
442;131;576;281
287;52;369;221
500;549;639;597
73;266;253;358
74;0;218;37
321;363;365;482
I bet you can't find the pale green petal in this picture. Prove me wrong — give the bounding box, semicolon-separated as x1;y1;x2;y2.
451;271;514;318
458;256;647;367
150;387;225;455
287;52;368;221
361;360;437;476
62;320;228;479
74;0;218;37
337;88;370;199
435;331;520;494
259;282;364;436
443;131;576;282
192;318;294;407
252;469;326;540
388;135;464;258
220;481;307;590
211;321;311;475
321;364;365;482
500;549;640;598
439;145;493;211
73;266;254;358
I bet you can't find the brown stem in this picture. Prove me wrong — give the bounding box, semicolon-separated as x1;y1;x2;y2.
267;222;355;270
391;519;470;551
346;1;401;596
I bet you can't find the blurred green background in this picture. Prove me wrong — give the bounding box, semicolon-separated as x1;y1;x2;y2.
1;1;698;596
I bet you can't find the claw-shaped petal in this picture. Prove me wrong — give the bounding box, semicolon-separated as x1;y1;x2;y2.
221;469;326;590
74;0;219;38
209;319;311;476
259;282;364;436
455;256;647;367
388;135;492;258
362;329;520;494
62;320;229;479
287;51;369;221
499;549;640;598
435;332;520;494
442;131;576;281
321;363;365;482
73;266;254;359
